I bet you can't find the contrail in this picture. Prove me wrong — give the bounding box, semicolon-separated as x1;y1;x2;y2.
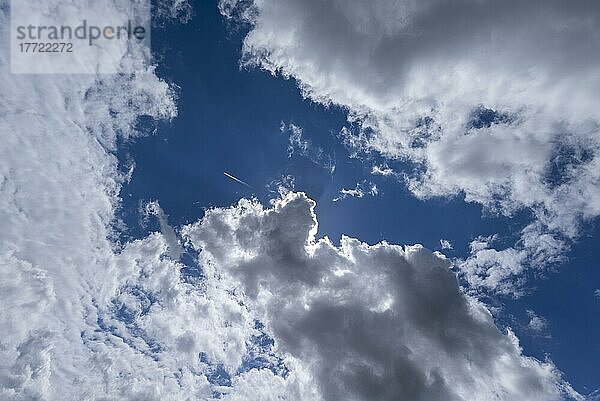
224;171;253;189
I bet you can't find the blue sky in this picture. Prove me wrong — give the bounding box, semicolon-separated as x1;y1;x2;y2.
2;0;599;400
113;0;600;394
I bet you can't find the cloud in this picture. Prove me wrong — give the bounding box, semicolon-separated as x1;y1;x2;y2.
280;122;336;173
144;201;184;260
439;239;453;250
220;0;600;293
371;163;400;179
333;180;379;202
526;310;550;337
183;192;581;401
0;1;276;399
0;1;588;399
153;0;194;25
266;174;296;197
460;235;528;296
460;226;568;296
0;2;313;399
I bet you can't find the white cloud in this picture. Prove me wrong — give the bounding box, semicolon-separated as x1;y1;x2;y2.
280;122;336;173
588;389;600;401
527;310;550;337
371;163;400;179
0;1;280;399
282;122;310;157
266;174;296;197
460;235;528;296
439;239;453;250
460;225;568;296
154;0;194;24
0;2;318;399
144;201;184;260
184;192;581;401
333;180;379;202
0;1;589;399
220;0;600;293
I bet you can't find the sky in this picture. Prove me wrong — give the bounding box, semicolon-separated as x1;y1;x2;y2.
1;0;599;400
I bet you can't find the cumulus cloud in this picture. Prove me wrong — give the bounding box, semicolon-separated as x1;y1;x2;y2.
184;192;581;401
460;226;569;296
220;0;600;293
460;235;528;295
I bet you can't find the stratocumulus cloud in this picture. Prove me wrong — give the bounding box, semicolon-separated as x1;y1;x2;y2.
219;0;600;293
0;0;217;399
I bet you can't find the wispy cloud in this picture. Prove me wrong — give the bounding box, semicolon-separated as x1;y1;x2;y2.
280;122;336;174
526;310;551;338
333;181;379;202
371;164;400;179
